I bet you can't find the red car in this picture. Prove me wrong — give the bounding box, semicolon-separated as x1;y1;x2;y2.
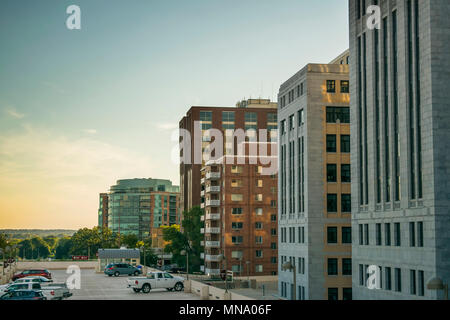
12;269;52;281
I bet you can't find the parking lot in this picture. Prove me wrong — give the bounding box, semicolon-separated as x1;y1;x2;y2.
51;269;200;300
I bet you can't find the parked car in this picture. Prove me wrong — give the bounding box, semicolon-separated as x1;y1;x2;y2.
0;290;46;300
1;282;65;300
12;269;52;281
104;263;142;277
127;271;184;293
13;276;53;284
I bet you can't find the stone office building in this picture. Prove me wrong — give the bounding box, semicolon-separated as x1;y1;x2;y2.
349;0;450;299
278;51;352;300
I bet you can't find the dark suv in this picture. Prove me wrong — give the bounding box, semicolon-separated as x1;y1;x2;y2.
104;263;142;277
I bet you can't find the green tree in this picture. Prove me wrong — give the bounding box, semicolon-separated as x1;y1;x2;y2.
122;234;139;248
54;237;73;259
163;206;203;272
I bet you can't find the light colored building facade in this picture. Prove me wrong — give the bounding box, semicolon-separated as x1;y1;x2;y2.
349;0;450;300
106;178;180;240
278;52;352;300
200;145;278;277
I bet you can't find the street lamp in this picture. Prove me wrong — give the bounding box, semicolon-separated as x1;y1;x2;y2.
427;277;448;300
282;261;296;300
218;254;228;293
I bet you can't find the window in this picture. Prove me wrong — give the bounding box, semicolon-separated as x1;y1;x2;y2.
255;265;263;273
271;257;277;264
395;268;402;292
231;166;243;174
326;80;336;93
339;165;351;184
342;258;352;275
271;242;277;249
418;271;425;296
341;194;351;213
271;228;277;236
385;223;392;246
417;222;424;247
394;223;401;246
231;179;242;187
232;236;243;244
343;288;352;300
280;120;286;135
232;222;243;230
326;135;337;152
376;223;382;246
364;224;369;245
255;194;263;202
271;214;277;222
232;208;243;215
359;265;365;286
255;236;263;244
328;258;338;275
256;250;263;258
326;107;350;123
231;251;243;259
327;227;338;244
289;114;295;130
222;111;235;130
298;109;304;126
231;194;243;202
327;164;337;182
410;270;417;295
245;112;257;131
270;200;277;208
255;222;263;229
256;179;263;188
341;80;350;93
200;111;212;122
328;288;338;300
409;222;416;247
327;194;338;212
341;135;351;153
342;227;352;244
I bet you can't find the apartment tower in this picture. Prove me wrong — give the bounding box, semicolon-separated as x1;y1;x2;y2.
349;0;450;299
278;51;352;300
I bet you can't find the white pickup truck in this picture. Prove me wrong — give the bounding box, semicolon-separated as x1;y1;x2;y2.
0;282;65;300
127;271;185;293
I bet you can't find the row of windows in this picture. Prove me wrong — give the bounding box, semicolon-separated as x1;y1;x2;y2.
231;236;274;245
328;258;352;276
359;264;425;296
327;164;351;183
198;110;278;131
358;221;424;247
327;226;352;244
327;194;351;213
280;83;305;109
326;80;350;94
327;134;350;153
280;226;306;244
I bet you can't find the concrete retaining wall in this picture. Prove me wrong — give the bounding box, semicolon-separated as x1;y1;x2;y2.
185;280;254;300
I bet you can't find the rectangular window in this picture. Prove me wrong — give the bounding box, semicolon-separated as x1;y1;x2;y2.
200;111;212;122
255;208;263;216
271;229;277;236
256;250;263;258
364;224;369;245
255;222;263;229
409;222;416;247
342;258;352;276
326;135;337;152
395;268;402;292
385;223;391;246
376;223;382;246
327;164;337;182
231;194;243;202
341;194;351;213
328;288;338;301
255;236;263;244
342;227;352;244
359;265;365;286
327;227;338;244
341;164;351;183
232;222;243;230
326;80;336;93
298;109;304;126
417;222;424;247
271;242;277;250
343;288;352;300
232;236;243;244
328;258;338;276
410;270;417;295
341;80;350;93
418;271;425;296
359;224;364;245
327;194;338;213
289;114;295;130
394;223;401;246
341;135;351;153
326;107;350;123
385;267;392;290
232;208;243;215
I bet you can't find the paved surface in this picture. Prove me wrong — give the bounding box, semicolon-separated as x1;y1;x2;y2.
228;287;279;300
51;269;200;300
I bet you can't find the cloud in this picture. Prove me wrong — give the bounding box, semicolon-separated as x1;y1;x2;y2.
4;107;25;119
156;122;178;130
82;129;97;134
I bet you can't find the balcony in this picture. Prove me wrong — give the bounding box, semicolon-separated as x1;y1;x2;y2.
206;186;221;193
205;268;220;275
200;202;205;209
205;255;221;262
202;227;220;234
200;215;205;222
205;200;220;207
205;241;220;248
201;178;206;185
205;213;220;221
200;265;205;272
206;172;221;180
200;253;205;259
200;241;205;246
201;190;205;197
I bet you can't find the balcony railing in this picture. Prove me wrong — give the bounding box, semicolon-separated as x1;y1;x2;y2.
205;213;220;221
205;268;220;275
205;255;221;262
206;172;221;180
201;178;206;185
200;202;205;209
206;186;221;193
202;227;220;234
205;241;220;248
205;200;220;207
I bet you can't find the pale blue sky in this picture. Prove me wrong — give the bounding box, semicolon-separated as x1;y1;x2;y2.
0;0;349;228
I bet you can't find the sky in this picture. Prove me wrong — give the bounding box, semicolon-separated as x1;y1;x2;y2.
0;0;349;229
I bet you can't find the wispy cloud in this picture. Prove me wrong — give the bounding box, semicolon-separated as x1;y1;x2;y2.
4;107;25;119
82;129;97;134
156;122;178;130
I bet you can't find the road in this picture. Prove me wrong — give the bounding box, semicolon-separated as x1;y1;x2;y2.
51;269;200;300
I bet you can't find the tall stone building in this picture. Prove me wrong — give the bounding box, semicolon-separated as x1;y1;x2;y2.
349;0;450;300
278;51;351;300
